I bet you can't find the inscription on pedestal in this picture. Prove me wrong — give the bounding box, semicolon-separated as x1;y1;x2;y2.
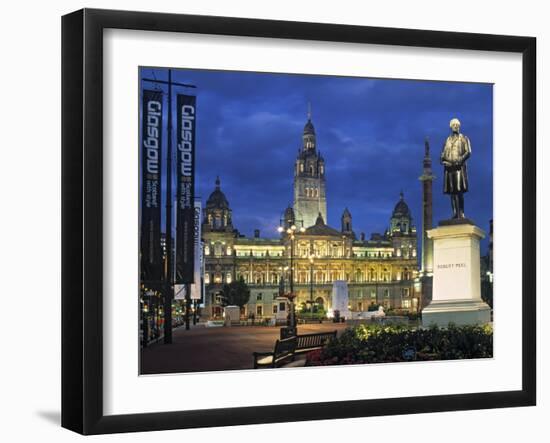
437;263;466;269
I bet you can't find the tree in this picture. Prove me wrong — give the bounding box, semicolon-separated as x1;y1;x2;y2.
221;276;251;308
481;280;493;308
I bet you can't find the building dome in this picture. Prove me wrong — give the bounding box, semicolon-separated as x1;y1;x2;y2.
206;176;230;209
392;192;411;218
284;205;295;223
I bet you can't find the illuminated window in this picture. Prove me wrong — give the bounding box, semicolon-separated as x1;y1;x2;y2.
402;299;411;308
226;273;232;284
204;245;210;255
204;273;210;284
226;246;232;256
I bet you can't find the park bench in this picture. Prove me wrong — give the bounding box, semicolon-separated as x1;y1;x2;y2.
253;331;337;369
253;336;297;369
295;331;337;355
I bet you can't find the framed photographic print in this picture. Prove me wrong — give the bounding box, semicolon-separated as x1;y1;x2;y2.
62;8;536;435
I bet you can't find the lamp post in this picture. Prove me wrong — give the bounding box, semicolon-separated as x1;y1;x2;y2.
277;223;305;337
309;254;315;321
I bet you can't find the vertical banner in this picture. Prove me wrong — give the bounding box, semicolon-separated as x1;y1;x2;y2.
175;94;196;283
190;201;202;300
140;89;163;282
174;284;186;300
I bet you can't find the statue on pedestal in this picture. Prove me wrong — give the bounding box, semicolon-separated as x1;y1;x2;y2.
441;118;471;219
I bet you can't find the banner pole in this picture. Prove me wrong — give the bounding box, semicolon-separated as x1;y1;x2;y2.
185;284;191;330
164;68;173;344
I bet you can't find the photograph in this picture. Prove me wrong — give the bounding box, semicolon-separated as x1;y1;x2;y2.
139;66;494;375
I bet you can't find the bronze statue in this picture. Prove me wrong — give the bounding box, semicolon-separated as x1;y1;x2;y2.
441;118;471;219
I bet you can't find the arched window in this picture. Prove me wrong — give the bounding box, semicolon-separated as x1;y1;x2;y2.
369;268;377;281
214;216;222;229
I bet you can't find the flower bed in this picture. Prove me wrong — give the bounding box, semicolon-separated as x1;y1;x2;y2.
305;323;493;366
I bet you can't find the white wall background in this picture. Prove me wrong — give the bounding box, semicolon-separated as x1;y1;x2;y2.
0;0;546;441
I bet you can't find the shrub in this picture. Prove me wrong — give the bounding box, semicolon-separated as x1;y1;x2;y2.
305;323;493;366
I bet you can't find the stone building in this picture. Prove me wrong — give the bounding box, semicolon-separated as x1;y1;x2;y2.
201;112;421;320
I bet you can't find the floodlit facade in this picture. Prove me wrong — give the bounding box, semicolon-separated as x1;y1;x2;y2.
202;113;421;320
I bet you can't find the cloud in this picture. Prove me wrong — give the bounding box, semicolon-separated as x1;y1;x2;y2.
143;67;493;252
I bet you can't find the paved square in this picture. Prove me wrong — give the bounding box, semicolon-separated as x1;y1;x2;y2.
140;323;348;374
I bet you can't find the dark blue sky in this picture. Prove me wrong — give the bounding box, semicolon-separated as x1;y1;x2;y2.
140;67;493;253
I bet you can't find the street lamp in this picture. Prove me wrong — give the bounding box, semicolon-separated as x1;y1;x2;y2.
277;223;305;337
308;254;315;321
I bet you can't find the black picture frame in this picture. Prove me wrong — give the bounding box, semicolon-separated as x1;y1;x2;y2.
61;8;536;435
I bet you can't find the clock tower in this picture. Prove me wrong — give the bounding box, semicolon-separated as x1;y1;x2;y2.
293;104;327;228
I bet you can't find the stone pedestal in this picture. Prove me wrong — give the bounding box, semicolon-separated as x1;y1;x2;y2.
422;221;491;327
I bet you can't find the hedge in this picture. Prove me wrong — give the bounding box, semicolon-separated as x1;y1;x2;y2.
306;323;493;366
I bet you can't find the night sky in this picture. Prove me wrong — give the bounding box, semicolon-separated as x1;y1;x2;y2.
140;67;493;254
